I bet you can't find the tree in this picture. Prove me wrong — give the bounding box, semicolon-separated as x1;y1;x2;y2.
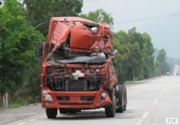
80;9;113;26
0;0;44;108
113;31;130;82
141;33;154;78
157;49;166;63
24;0;83;35
155;49;170;75
113;28;155;82
127;28;144;80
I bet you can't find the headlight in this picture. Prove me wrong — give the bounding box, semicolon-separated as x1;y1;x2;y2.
96;69;100;73
101;92;107;99
42;91;52;101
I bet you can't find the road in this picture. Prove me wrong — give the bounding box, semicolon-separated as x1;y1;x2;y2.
1;76;180;125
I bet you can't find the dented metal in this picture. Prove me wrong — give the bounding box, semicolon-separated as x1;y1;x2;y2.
40;17;118;110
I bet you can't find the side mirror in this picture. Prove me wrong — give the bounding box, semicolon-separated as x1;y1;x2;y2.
91;27;98;34
35;43;43;62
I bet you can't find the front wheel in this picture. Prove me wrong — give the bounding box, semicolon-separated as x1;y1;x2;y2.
46;108;57;118
105;88;116;117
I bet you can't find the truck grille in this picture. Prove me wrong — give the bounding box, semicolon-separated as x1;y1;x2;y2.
66;79;87;91
47;77;102;91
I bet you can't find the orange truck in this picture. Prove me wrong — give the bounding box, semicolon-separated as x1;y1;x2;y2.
38;17;127;118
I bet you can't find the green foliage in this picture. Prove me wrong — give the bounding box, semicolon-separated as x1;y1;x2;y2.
154;49;172;75
0;0;44;93
24;0;83;35
8;103;22;109
157;49;166;63
113;27;154;82
80;9;113;26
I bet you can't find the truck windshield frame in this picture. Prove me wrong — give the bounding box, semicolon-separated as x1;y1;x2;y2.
55;55;106;64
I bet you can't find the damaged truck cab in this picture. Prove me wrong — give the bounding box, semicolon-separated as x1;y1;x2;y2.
40;17;127;118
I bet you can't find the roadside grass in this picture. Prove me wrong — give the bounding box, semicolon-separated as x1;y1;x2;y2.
125;80;142;84
8;103;23;109
124;80;147;87
8;96;39;109
124;81;135;84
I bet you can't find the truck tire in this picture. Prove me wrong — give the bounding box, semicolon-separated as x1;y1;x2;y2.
124;86;127;111
105;88;116;117
46;108;57;118
116;84;127;113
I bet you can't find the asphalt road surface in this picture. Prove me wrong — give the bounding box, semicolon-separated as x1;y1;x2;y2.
1;76;180;125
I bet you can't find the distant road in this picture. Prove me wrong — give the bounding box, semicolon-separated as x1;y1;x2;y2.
173;65;180;75
1;76;180;125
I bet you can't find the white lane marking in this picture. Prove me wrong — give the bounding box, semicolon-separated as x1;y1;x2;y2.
136;119;142;125
160;91;164;97
153;98;159;105
28;118;36;122
142;111;149;119
136;87;167;125
163;88;167;91
16;122;26;125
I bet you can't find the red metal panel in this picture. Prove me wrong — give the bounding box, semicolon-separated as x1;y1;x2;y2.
70;27;98;49
41;88;111;109
48;21;70;45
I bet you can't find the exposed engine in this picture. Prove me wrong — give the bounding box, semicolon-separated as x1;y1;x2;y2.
46;66;103;91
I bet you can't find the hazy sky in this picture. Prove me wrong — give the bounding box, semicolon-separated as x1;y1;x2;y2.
82;0;180;58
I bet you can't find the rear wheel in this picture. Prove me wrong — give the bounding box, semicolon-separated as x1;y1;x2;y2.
124;86;127;111
116;84;127;113
46;108;57;118
116;94;124;113
105;88;116;117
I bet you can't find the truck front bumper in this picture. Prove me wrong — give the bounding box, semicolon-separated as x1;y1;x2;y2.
41;87;112;109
